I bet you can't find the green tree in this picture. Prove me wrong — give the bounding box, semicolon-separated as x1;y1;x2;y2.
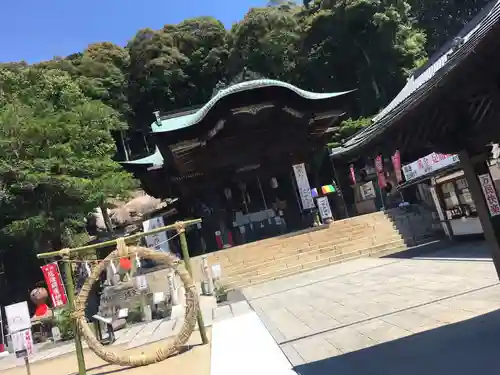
408;0;491;54
0;66;135;251
296;0;426;117
127;17;228;129
226;5;302;82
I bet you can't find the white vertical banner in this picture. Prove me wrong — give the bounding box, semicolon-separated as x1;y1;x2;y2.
292;163;315;210
478;173;500;217
316;197;333;220
142;216;170;252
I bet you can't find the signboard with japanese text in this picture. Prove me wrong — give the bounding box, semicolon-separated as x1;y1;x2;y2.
142;216;170;252
292;163;315;210
5;302;31;333
40;263;68;308
402;153;459;182
316;197;333;220
360;181;376;200
11;329;34;358
478;173;500;217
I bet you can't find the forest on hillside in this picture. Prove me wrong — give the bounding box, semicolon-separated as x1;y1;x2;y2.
0;0;491;262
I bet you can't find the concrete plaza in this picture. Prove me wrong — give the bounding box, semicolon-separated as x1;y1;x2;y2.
244;241;500;375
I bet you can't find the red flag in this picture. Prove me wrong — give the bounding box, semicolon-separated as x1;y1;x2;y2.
391;150;403;183
349;164;356;185
41;262;68;308
375;155;387;188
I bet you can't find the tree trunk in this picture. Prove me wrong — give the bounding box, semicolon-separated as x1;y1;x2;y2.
355;40;381;101
100;202;114;235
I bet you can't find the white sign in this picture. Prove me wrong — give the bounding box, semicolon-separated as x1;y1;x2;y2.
402;153;459;182
292;163;315;210
135;275;148;290
142;216;170;252
153;292;166;304
11;329;34;358
5;302;31;333
316;197;333;220
211;264;222;279
360;181;376;200
478;173;500;217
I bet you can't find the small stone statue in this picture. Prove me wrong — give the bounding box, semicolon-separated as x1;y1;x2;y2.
30;287;51;318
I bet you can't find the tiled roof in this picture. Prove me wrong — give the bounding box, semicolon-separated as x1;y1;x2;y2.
150;79;353;133
330;0;500;158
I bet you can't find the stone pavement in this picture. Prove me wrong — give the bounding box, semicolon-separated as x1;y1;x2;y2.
0;295;251;371
244;241;500;375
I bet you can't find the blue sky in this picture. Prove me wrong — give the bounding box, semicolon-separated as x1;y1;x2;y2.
0;0;268;63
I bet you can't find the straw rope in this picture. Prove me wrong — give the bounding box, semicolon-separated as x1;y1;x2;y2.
74;240;199;367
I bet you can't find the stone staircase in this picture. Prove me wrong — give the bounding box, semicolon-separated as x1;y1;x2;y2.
191;207;442;290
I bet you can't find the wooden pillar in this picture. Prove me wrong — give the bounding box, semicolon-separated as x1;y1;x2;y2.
459;150;500;278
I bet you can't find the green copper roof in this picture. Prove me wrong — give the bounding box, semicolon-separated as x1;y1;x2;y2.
151;79;353;133
121;147;164;166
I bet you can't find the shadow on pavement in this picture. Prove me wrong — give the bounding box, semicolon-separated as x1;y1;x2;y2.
294;308;500;375
384;239;491;261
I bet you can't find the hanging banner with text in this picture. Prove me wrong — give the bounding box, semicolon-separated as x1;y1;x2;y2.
142;216;170;252
391;150;403;183
292;163;315;210
41;263;68;308
478;173;500;217
374;155;387;188
349;164;356;185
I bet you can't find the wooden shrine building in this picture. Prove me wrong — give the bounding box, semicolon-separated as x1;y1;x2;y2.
122;79;352;253
330;1;500;277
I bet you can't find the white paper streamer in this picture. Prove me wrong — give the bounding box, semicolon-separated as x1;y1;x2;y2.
110;260;117;274
135;253;141;268
84;262;91;277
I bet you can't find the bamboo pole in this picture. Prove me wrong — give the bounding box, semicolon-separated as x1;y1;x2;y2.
62;255;86;375
37;218;202;259
176;223;209;345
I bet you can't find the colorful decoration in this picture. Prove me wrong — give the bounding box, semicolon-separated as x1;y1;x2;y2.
321;185;336;194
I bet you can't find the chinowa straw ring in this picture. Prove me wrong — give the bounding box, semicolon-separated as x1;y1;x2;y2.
74;238;199;367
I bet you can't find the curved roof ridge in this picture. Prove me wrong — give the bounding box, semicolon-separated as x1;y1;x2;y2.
151;79;354;133
121;147;164;166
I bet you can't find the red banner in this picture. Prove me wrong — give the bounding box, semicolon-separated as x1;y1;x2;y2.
349;164;356;185
375;155;387;188
391;150;403;183
41;263;68;308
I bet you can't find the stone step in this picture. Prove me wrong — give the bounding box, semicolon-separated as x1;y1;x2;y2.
223;232;404;276
223;238;406;283
225;241;408;290
209;225;399;267
209;216;398;255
